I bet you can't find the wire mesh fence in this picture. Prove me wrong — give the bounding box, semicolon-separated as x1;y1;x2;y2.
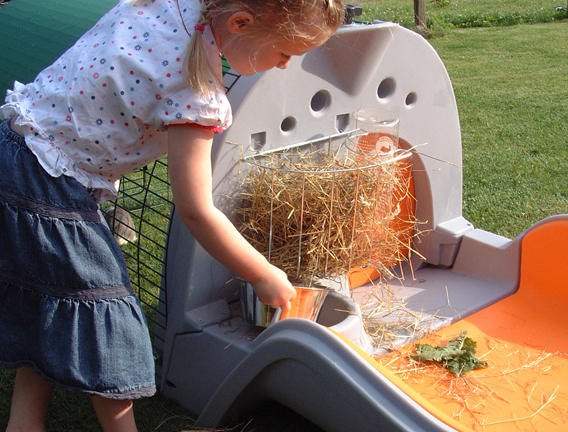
102;157;172;354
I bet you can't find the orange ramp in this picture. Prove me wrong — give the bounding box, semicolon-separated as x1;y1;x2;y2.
375;219;568;431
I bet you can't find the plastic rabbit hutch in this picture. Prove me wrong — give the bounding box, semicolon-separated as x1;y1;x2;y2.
154;19;568;432
1;1;567;429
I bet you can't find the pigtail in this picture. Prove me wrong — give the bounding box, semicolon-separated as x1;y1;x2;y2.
185;2;223;97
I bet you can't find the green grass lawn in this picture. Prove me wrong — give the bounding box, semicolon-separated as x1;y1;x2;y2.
361;0;566;34
1;2;567;431
431;22;568;238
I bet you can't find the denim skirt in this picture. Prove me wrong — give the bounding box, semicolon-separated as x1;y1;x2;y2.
0;120;156;399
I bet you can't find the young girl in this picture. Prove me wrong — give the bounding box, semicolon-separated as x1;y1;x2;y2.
0;0;344;430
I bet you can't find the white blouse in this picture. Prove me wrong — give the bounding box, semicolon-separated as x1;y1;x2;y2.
1;0;232;202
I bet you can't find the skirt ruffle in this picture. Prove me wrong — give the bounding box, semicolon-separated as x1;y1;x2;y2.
0;281;156;399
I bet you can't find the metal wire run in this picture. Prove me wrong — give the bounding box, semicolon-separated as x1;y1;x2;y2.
100;157;173;359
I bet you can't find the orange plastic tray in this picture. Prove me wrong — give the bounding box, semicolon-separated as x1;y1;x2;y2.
336;219;568;431
378;219;568;431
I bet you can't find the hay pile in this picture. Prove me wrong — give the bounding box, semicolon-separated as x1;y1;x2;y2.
237;139;417;284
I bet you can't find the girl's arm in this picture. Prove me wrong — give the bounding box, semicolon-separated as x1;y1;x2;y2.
167;124;296;311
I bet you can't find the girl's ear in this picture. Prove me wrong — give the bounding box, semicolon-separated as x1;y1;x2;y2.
226;11;255;34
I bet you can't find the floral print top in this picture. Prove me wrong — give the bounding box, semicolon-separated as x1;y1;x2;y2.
1;0;231;202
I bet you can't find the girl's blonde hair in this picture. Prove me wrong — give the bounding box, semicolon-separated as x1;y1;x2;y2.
186;0;345;96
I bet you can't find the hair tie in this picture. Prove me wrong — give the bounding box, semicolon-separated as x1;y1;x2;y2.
194;23;205;34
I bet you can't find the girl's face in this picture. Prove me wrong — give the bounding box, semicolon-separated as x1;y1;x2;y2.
223;35;328;76
212;11;330;76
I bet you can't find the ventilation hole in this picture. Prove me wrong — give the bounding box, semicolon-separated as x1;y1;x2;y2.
405;92;417;107
250;131;266;151
377;78;396;100
336;113;349;132
310;90;331;114
280;116;297;133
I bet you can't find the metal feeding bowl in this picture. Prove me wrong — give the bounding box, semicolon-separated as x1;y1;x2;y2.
240;281;329;327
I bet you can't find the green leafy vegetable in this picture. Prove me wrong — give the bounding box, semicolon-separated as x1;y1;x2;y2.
409;332;488;376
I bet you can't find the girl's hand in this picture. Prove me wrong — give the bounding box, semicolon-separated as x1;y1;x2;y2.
249;265;297;313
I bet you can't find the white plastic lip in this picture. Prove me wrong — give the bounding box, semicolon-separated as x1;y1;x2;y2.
241;130;411;174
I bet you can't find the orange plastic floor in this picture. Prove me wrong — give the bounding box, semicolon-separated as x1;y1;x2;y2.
376;219;568;431
333;219;568;430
